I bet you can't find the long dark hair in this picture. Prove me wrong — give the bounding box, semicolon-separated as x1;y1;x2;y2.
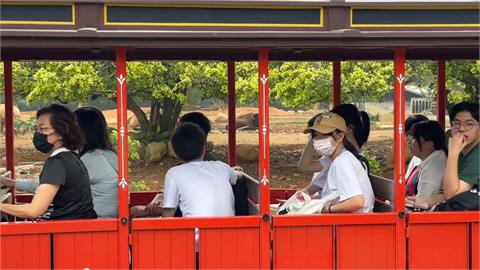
74;107;114;156
36;104;84;151
331;104;370;149
411;120;447;154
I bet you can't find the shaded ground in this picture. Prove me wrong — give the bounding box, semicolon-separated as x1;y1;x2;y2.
0;107;394;191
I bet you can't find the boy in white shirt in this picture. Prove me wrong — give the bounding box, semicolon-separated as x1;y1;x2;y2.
162;123;238;218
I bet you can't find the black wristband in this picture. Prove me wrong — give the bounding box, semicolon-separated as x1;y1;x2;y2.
328;205;332;213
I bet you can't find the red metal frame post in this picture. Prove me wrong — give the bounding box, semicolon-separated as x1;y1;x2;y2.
333;60;341;107
437;60;446;130
258;48;271;269
4;60;15;201
393;48;406;269
115;48;129;268
227;60;236;166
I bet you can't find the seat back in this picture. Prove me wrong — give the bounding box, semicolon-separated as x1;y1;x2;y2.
370;174;394;212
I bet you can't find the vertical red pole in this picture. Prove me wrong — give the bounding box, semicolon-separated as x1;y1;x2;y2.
227;61;236;166
115;48;129;268
437;60;446;130
258;48;271;269
393;48;406;269
4;60;15;201
333;60;341;107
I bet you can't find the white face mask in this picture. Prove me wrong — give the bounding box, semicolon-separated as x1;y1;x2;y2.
313;137;338;156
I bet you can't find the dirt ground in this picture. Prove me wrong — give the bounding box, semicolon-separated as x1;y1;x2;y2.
0;107;394;191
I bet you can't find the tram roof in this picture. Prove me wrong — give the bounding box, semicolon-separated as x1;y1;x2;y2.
1;0;478;61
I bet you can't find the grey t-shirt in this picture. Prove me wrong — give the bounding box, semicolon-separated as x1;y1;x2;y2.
81;149;119;218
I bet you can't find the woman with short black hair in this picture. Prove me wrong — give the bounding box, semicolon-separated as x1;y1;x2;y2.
0;104;97;220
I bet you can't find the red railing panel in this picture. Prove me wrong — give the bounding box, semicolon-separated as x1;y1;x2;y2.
471;222;479;269
132;229;196;269
54;231;118;269
336;224;396;269
273;225;334;269
199;227;260;268
1;234;50;269
409;223;469;269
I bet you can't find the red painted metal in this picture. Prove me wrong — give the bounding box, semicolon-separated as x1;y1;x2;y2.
133;229;195;269
333;60;341;107
1;233;50;269
393;48;407;269
0;219;117;235
129;191;157;206
199;227;260;268
273;213;397;226
409;223;469;269
131;217;261;269
132;216;260;230
258;48;271;269
408;211;480;224
227;60;237;166
115;47;129;269
274;225;334;269
437;60;446;130
471;222;479;269
54;231;118;269
272;214;397;269
336;224;396;269
4;61;15;201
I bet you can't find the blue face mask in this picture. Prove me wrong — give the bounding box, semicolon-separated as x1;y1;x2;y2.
33;132;54;153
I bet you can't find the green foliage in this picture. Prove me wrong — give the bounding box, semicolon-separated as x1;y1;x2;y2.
110;130;142;162
129;179;150;192
341;61;394;102
14;116;36;135
271;62;332;109
363;149;383;175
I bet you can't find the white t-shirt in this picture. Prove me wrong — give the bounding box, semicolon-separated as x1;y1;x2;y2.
163;160;237;217
311;156;333;189
319;149;375;213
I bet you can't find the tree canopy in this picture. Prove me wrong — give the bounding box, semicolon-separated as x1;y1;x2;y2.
1;59;478;141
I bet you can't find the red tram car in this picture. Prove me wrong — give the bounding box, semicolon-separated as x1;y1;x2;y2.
1;1;479;268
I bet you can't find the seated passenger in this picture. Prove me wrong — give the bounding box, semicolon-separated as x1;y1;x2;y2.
413;102;479;210
162;123;240;217
0;104;97;220
299;112;374;213
303;104;370;194
74;107;118;218
405;120;447;203
386;114;429;178
0;107;119;218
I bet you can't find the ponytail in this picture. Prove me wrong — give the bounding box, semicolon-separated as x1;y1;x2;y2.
343;135;370;173
356;111;370;148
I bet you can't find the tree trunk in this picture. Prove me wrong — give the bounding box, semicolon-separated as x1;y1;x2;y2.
127;94;149;133
159;97;183;134
149;101;161;132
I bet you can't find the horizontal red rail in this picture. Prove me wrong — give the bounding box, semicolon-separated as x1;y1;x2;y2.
0;219;117;235
273;213;397;226
132;216;261;230
408;211;480;224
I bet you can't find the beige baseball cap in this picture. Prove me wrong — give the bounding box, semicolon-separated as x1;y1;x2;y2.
303;112;347;134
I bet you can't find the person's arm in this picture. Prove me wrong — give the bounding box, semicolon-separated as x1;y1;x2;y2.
297;138;323;172
162;208;176;217
145;193;163;216
322;195;364;213
407;194;445;209
443;133;474;199
0;184;59;218
0;173;39;194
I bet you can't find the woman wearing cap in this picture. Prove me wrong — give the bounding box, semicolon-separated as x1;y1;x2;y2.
297;112;375;213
